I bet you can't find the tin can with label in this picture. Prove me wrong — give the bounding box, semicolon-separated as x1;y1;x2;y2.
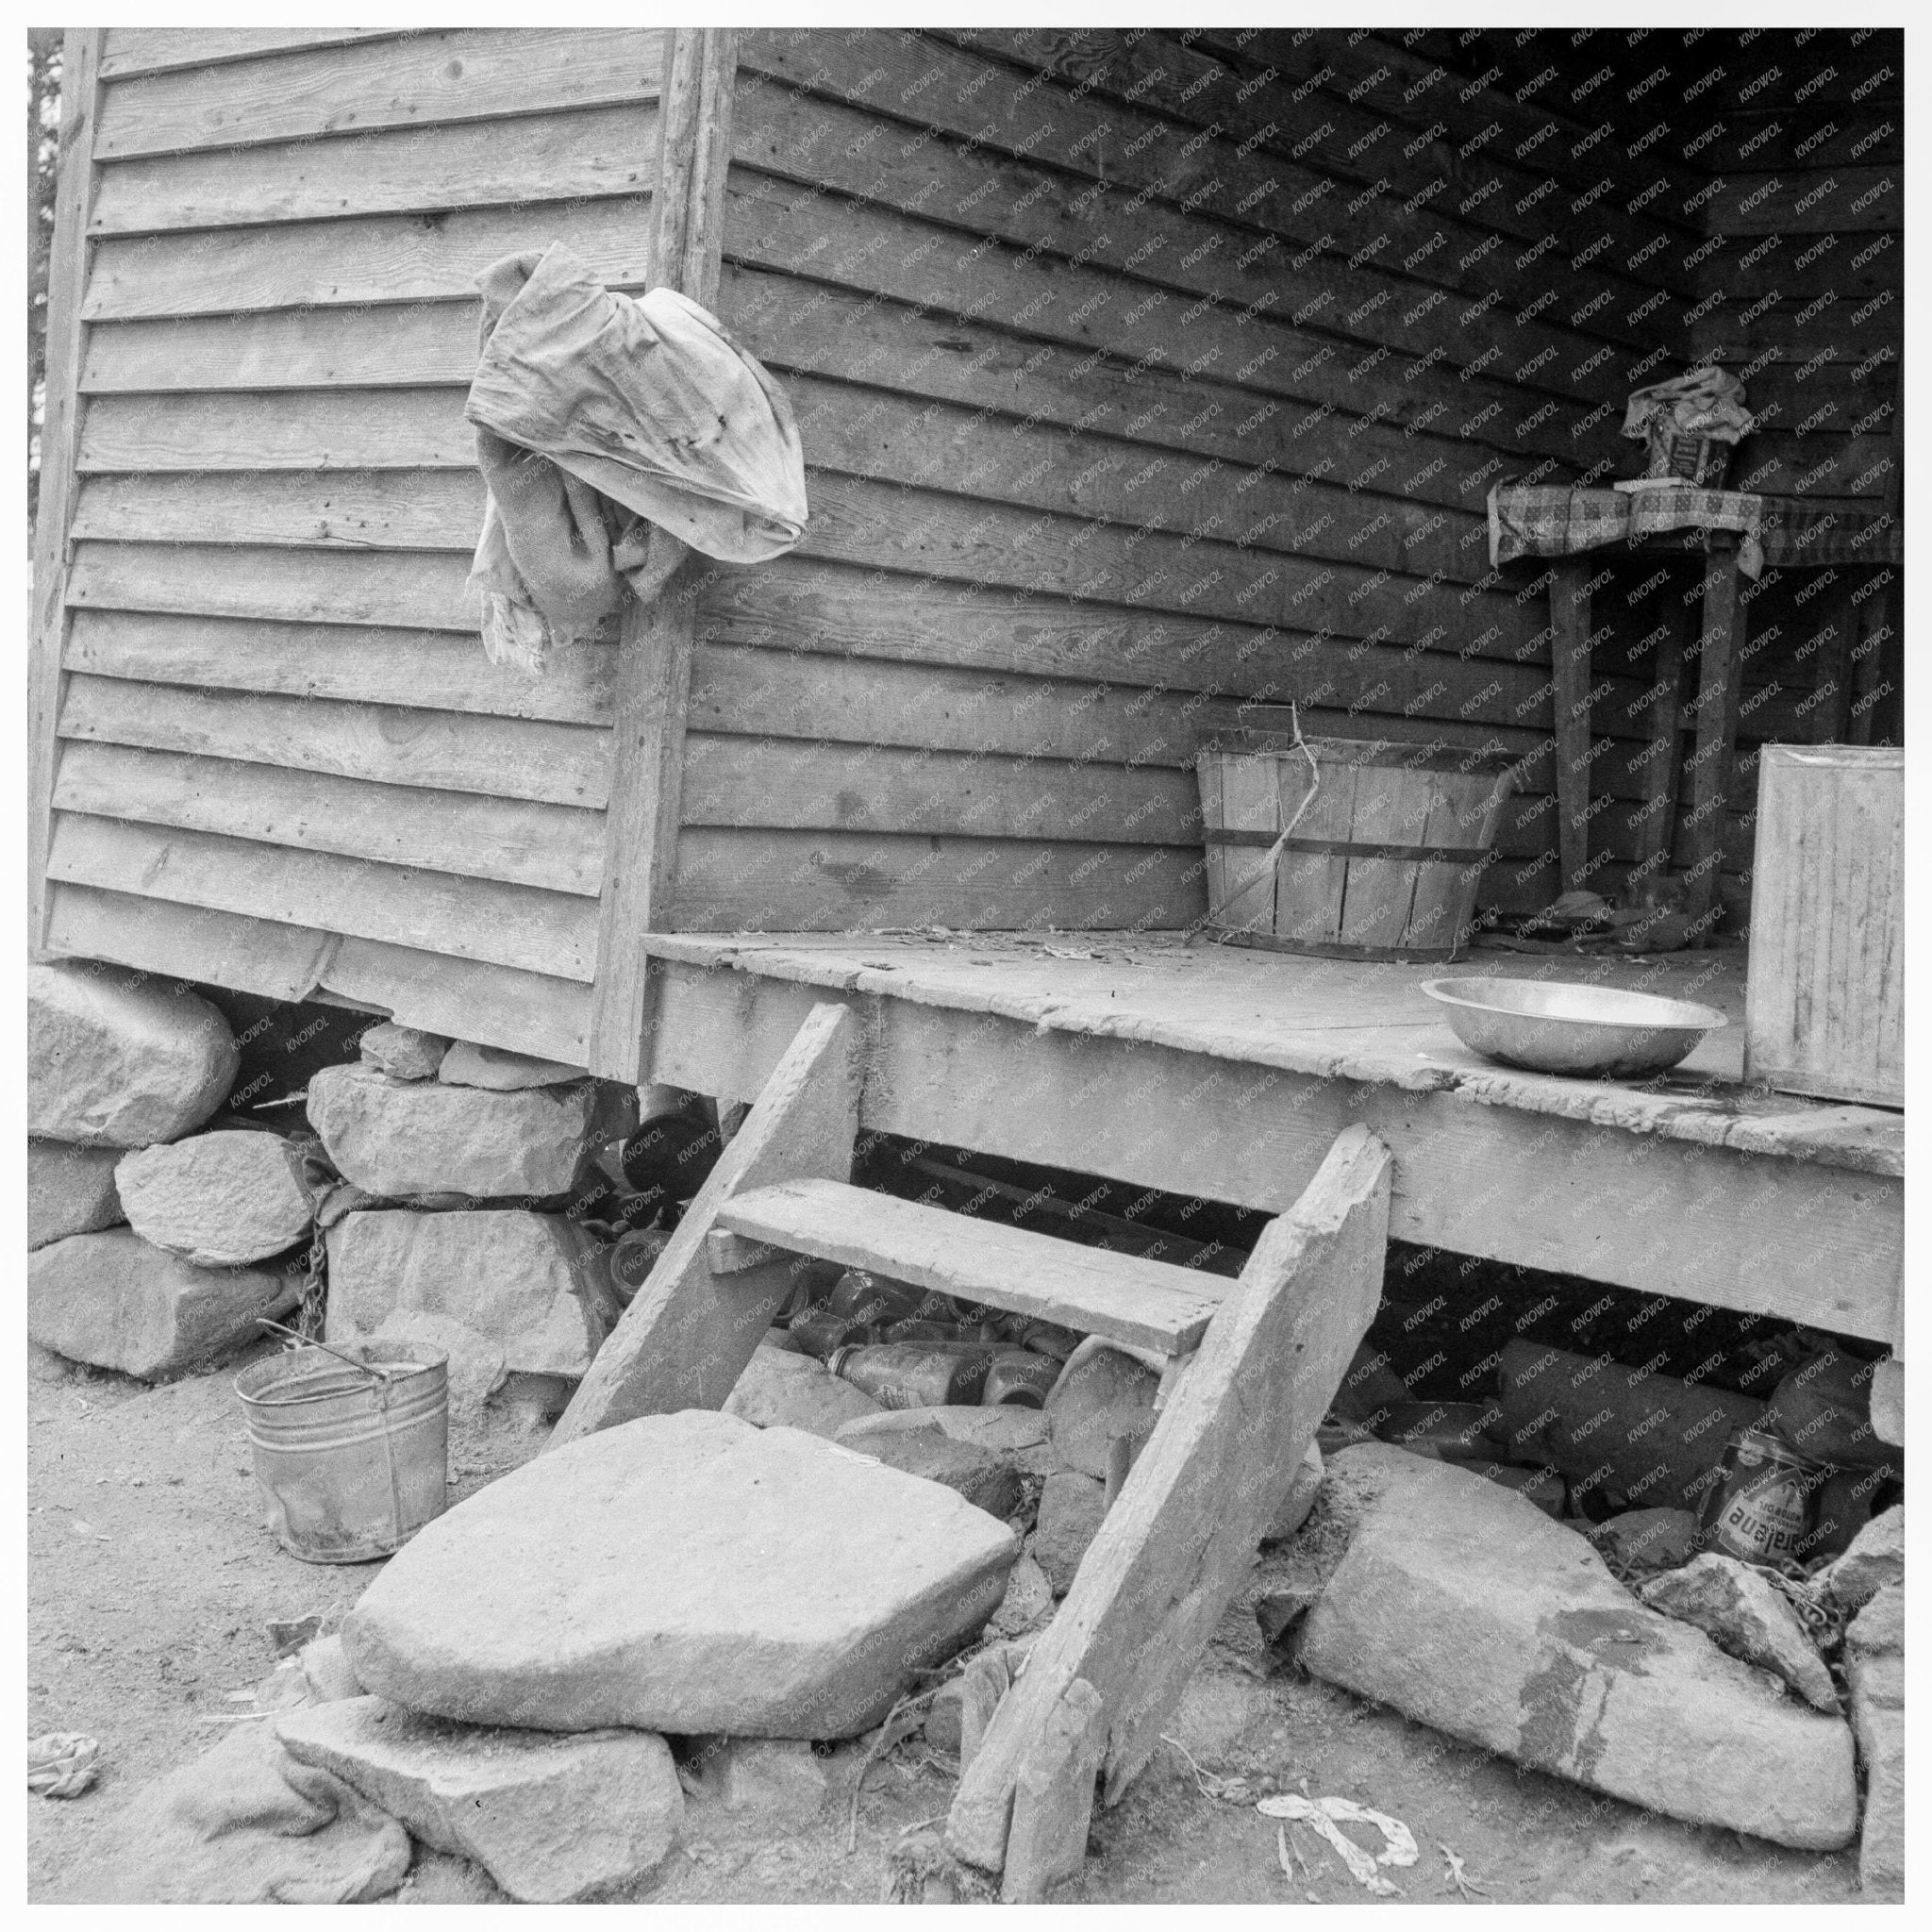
1699;1424;1814;1564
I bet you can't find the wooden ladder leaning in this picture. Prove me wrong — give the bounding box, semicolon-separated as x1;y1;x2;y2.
551;1003;1393;1900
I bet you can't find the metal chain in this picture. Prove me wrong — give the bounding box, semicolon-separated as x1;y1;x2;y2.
295;1231;328;1341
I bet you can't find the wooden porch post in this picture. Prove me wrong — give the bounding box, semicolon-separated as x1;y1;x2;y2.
1548;560;1593;895
586;27;738;1081
1681;544;1746;930
27;29;106;955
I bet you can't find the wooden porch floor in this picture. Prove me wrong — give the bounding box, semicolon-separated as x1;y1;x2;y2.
641;931;1903;1345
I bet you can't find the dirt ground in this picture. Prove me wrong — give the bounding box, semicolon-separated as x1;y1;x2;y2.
27;1341;1864;1907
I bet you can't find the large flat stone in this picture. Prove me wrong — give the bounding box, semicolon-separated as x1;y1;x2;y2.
27;1140;124;1248
29;1227;298;1379
326;1209;608;1379
724;1341;882;1439
307;1063;591;1199
342;1410;1019;1739
1843;1582;1904;1900
115;1129;316;1267
28;961;238;1147
276;1696;680;1903
1297;1443;1857;1851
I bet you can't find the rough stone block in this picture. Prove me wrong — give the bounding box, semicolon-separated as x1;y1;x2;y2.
1844;1581;1904;1900
1044;1342;1160;1480
358;1023;449;1081
115;1129;317;1267
1822;1505;1903;1612
1587;1507;1702;1575
341;1411;1019;1739
1640;1554;1839;1712
438;1041;589;1091
307;1063;591;1199
848;1424;1024;1522
370;1308;508;1419
1265;1441;1324;1542
837;1404;1056;1475
276;1696;681;1903
688;1736;826;1824
326;1209;607;1380
300;1634;365;1704
724;1341;883;1439
986;1551;1056;1641
29;1227;298;1380
29;961;238;1147
27;1140;124;1248
1032;1470;1108;1597
1297;1443;1857;1851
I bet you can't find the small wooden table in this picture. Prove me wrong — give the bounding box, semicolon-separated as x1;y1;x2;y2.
1492;488;1901;922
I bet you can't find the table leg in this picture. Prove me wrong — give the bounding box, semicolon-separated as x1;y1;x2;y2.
1549;560;1593;897
1682;546;1746;931
1641;589;1687;878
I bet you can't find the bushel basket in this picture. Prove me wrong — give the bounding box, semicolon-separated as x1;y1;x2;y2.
1194;727;1515;961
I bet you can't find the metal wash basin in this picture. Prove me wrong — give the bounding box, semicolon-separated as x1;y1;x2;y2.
1419;975;1728;1079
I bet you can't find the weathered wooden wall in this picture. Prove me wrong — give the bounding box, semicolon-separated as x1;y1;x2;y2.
34;25;1899;1009
687;26;1813;929
1690;38;1905;761
1394;26;1905;909
35;26;671;1061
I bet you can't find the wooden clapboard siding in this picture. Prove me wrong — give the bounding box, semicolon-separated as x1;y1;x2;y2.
84;195;655;321
1690;75;1901;510
735;29;1679;331
48;814;599;980
36;29;663;1058
38;25;1855;1006
64;608;614;724
45;883;593;1065
94;30;663;158
69;539;476;629
82;306;479;392
58;675;610;808
694;26;1801;930
939;29;1694;297
99;29;406;80
54;741;606;896
90;103;658;235
29;29;105;955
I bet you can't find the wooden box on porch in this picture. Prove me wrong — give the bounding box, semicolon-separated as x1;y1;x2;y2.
1744;744;1904;1108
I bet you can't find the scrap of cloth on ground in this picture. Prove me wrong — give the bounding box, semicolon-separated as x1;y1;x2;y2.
464;242;808;672
92;1721;410;1905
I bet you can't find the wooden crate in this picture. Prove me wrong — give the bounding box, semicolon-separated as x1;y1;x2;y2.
1194;730;1515;961
1744;745;1903;1108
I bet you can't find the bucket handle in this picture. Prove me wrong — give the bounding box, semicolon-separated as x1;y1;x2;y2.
1204;701;1322;933
256;1317;395;1384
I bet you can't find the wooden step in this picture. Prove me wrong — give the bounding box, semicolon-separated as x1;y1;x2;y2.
709;1177;1224;1356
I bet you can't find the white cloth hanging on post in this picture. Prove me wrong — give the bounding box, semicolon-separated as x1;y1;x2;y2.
464;242;808;673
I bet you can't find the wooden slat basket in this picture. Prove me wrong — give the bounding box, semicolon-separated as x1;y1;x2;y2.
1194;725;1516;961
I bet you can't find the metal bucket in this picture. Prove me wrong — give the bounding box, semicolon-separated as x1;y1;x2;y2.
235;1340;449;1563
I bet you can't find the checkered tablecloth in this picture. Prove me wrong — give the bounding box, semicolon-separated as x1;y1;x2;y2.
1489;483;1767;579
